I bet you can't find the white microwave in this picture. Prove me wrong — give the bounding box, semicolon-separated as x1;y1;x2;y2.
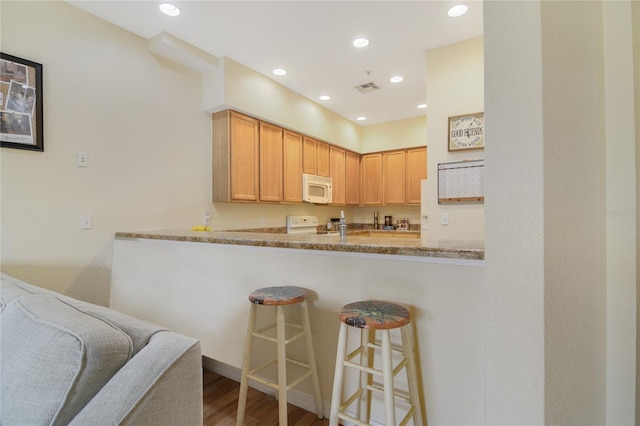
302;173;332;204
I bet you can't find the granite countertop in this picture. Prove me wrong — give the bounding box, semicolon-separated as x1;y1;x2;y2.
115;229;484;260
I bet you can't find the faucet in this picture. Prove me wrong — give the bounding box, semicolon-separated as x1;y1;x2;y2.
339;211;347;237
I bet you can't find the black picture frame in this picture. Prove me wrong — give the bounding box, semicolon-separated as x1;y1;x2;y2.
1;53;44;152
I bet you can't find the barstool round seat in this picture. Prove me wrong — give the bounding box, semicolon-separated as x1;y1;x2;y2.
248;286;307;305
338;300;410;330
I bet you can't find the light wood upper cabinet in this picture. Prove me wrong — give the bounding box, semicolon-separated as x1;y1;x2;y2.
361;153;383;205
317;142;330;177
406;147;427;205
345;150;361;205
258;122;283;202
383;150;406;205
302;136;317;175
283;130;303;203
302;138;330;177
329;146;346;205
213;110;259;202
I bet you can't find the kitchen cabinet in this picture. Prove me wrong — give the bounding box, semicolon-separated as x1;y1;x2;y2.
283;130;303;203
361;153;383;205
345;150;360;205
317;142;330;177
329;146;345;205
259;121;283;202
213;110;259;202
383;150;407;205
302;138;330;177
302;136;317;175
406;147;427;204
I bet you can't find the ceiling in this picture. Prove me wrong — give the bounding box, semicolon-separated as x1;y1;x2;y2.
66;1;483;126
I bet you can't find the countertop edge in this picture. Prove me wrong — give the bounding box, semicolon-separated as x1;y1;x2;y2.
114;230;485;261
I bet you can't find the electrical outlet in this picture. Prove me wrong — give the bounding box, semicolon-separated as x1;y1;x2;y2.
81;214;92;229
204;211;211;225
77;152;89;167
441;212;449;225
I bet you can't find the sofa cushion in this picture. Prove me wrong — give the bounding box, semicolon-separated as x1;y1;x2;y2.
1;294;134;425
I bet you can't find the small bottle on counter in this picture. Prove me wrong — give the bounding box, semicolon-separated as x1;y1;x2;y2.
339;210;347;237
374;211;379;230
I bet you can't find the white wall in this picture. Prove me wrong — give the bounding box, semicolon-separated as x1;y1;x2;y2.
0;1;212;306
360;115;427;153
424;37;485;242
603;1;638;423
484;1;638;423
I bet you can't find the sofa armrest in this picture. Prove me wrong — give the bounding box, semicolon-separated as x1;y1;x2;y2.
69;331;203;426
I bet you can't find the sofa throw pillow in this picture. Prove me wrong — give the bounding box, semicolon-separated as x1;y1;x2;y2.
1;295;133;425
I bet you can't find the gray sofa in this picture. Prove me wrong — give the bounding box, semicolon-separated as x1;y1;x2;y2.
0;273;203;425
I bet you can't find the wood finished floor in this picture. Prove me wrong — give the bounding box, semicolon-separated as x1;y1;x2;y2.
202;369;329;426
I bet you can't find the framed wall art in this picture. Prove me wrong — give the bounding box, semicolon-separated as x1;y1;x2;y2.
448;112;484;152
1;53;44;151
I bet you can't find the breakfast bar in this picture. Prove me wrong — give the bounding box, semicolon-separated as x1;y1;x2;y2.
110;229;486;425
114;229;484;261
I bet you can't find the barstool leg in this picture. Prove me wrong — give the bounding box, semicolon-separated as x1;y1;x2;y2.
276;305;288;426
401;322;425;426
237;303;257;426
359;328;373;424
300;300;324;419
381;330;396;426
329;322;348;426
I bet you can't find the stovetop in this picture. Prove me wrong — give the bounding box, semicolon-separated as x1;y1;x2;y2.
286;215;319;234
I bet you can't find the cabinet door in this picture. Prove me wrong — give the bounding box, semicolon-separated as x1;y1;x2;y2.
317;142;330;177
283;130;303;203
406;147;427;205
259;122;283;202
361;153;383;205
229;111;259;201
345;150;361;205
302;136;317;175
383;150;406;205
329;146;345;205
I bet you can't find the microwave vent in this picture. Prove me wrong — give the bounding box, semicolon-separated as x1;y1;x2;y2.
355;82;380;93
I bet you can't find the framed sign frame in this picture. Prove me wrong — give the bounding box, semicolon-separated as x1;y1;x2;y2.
448;112;484;152
1;53;44;152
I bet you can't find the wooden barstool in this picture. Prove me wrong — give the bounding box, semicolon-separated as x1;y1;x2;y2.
237;286;323;426
329;300;424;426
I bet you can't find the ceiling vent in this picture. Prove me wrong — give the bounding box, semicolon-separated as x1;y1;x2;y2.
354;82;380;93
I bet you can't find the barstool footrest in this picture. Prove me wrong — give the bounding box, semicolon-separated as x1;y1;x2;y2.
247;358;315;391
339;387;364;412
367;383;412;404
337;410;370;426
252;323;307;345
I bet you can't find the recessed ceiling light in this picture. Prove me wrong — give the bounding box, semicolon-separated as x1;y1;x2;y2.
159;3;180;16
353;38;369;48
273;68;287;76
319;95;331;101
448;4;468;17
356;116;367;121
390;76;404;83
417;104;427;109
